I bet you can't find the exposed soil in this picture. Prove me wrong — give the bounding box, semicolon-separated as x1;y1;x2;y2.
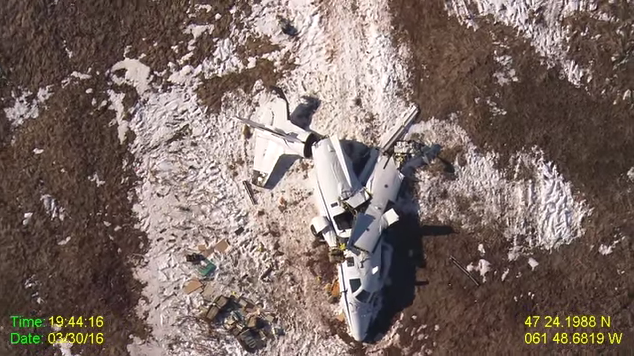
387;0;634;354
0;1;251;355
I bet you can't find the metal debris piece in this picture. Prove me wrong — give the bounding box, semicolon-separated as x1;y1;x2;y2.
242;180;257;205
449;255;480;287
183;279;204;294
234;226;245;235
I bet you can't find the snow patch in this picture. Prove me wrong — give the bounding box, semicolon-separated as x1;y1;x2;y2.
40;194;66;221
598;235;627;255
501;268;510;281
627;167;634;182
58;236;72;246
88;173;106;187
466;259;492;282
478;243;485;255
22;212;33;226
111;59;153;95
411;116;590;257
3;87;53;127
493;54;518;85
528;257;539;270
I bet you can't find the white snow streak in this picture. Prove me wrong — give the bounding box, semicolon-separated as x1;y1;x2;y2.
3;87;53;127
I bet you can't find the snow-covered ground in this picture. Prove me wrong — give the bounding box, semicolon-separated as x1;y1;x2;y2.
409;116;590;256
5;0;607;354
113;0;412;355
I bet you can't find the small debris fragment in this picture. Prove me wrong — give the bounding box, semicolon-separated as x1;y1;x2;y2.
336;313;346;323
57;236;72;246
242;180;257;205
234;226;245;235
183;279;203;294
186;253;206;264
22;212;33;226
242;125;252;139
450;255;480;287
277;16;298;37
198;258;217;277
215;239;230;253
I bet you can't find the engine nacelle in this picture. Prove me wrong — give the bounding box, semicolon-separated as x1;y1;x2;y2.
310;216;330;237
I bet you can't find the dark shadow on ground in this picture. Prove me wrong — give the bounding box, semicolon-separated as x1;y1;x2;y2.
262;155;299;189
366;217;455;342
290;96;321;130
340;139;373;176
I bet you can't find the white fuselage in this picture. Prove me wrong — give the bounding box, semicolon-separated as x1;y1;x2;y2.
310;136;361;245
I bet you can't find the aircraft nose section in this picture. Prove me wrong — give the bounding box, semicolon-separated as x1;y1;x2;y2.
347;306;372;342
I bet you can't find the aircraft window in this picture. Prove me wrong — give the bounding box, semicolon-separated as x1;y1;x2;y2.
333;211;353;230
356;289;371;303
349;278;361;293
346;257;354;267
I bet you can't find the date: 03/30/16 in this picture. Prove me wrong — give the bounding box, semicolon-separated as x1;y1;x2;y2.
524;332;624;345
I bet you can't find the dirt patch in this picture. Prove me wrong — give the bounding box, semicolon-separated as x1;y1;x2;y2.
0;78;147;356
196;59;285;114
564;2;634;99
389;0;634;353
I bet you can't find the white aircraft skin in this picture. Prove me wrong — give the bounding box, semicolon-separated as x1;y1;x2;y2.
235;89;419;342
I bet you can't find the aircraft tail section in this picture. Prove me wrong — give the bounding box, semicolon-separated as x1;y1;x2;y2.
235;94;320;187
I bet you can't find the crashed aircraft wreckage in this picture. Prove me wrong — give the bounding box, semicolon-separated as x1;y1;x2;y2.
235;89;439;342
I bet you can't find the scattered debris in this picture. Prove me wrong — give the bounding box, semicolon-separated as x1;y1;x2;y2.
186;253;206;264
204;293;280;352
450;255;480;287
214;238;230;253
197;258;217;278
242;180;257;205
234;226;245;235
183;279;204;294
277;16;298;37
